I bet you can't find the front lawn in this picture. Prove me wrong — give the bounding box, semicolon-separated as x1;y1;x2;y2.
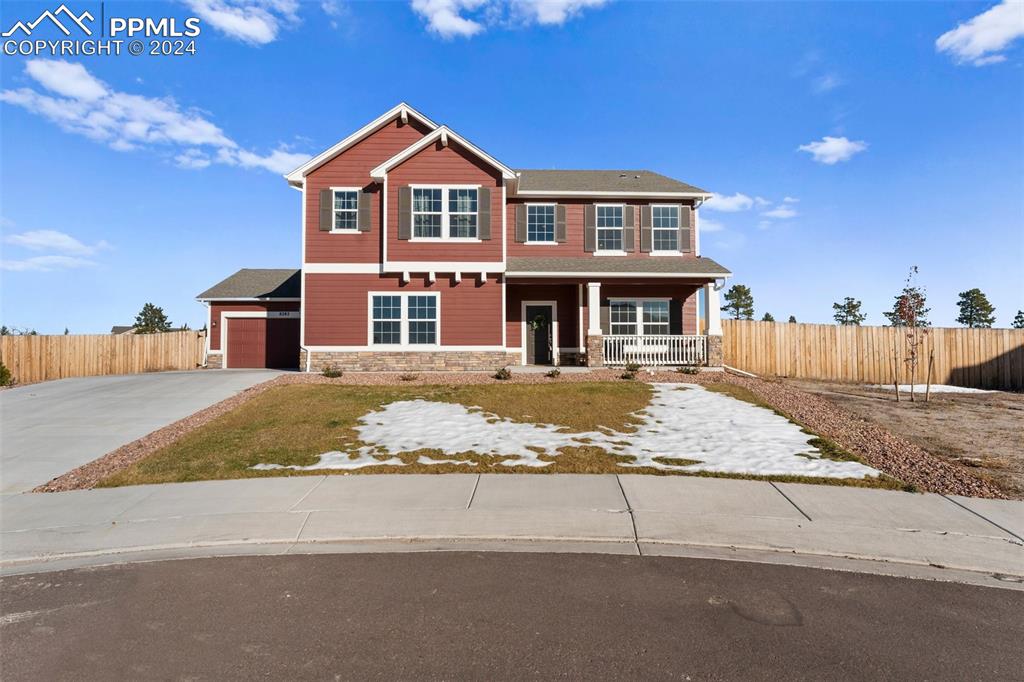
99;381;901;489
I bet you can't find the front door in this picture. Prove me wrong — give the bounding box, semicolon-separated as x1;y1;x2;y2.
525;305;553;365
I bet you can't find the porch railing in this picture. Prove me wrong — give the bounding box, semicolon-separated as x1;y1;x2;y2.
602;334;706;366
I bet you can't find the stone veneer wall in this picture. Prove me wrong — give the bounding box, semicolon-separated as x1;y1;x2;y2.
706;335;723;367
307;351;522;372
585;335;603;367
206;353;223;369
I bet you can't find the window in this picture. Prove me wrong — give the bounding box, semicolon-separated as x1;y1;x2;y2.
610;299;671;336
412;187;479;240
370;293;439;346
597;205;624;251
333;189;358;231
610;301;637;335
412;188;442;238
527;205;555;243
643;300;670;335
651;205;679;252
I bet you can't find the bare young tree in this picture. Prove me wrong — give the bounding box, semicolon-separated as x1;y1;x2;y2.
891;267;930;401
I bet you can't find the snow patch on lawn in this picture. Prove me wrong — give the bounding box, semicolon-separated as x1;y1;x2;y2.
870;384;994;394
252;384;880;479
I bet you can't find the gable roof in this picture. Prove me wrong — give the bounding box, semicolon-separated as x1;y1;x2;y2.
196;269;301;300
370;126;517;181
514;170;709;197
284;103;438;186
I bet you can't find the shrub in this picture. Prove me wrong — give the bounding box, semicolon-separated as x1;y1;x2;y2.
676;366;700;375
624;362;641;374
545;368;561;379
620;370;637;381
493;367;512;380
399;373;419;382
322;365;343;378
0;360;12;387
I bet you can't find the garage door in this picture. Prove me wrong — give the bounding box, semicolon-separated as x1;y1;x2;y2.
226;318;300;369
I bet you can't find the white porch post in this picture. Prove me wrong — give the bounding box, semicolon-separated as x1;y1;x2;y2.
705;283;723;335
587;282;602;334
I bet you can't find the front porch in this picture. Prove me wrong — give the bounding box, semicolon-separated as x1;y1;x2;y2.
504;277;725;368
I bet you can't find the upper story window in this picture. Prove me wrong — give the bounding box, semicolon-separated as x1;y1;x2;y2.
412;187;478;240
332;189;359;231
651;205;679;252
371;293;439;346
527;205;556;243
596;205;624;251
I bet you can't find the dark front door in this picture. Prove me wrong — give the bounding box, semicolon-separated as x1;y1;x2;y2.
525;305;553;365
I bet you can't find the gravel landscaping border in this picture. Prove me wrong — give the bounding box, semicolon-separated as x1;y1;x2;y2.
34;370;1006;498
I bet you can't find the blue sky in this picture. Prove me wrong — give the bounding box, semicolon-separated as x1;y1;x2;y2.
1;0;1022;333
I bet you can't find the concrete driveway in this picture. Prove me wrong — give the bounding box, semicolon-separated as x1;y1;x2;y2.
0;370;279;494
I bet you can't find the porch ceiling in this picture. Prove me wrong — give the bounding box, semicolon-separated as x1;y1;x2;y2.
505;257;731;278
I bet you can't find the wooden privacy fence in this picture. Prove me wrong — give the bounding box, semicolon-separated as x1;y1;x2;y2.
722;320;1024;391
0;331;207;385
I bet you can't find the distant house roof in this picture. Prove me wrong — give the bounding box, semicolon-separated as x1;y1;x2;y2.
110;326;135;335
515;170;709;197
196;269;301;300
506;257;731;278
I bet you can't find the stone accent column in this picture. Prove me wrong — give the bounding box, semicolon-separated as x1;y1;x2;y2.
586;281;603;366
705;283;724;367
586;334;604;367
206;354;223;369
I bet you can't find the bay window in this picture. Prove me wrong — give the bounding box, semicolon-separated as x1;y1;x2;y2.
370;293;440;346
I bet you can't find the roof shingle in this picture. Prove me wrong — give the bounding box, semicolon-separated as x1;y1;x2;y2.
196;269;300;300
515;170;708;195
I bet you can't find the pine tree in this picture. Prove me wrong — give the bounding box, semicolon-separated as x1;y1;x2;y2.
133;303;172;334
956;288;996;328
64;327;69;335
1013;311;1024;329
883;267;930;327
832;297;866;325
788;315;797;323
761;312;775;322
721;284;755;320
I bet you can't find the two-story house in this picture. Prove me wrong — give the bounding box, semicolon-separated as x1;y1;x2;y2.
197;103;732;371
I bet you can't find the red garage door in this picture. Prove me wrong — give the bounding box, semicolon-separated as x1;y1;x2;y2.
226;317;300;369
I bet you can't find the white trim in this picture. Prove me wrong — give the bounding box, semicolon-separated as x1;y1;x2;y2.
650;251;683;257
594;251;628;257
694;205;701;257
219;310;301;370
586;282;601;335
303;263;380;274
383;261;505;273
285;103;438;185
650;203;683;254
382;173;389;266
577;284;584;351
501;182;508;348
197;297;301;302
300;179;308;371
520;300;559;366
523;202;558;244
506;271;731;278
305;345;506;352
367;291;441;348
370;126;517;180
327;186;361;233
514;190;711;199
203;301;211;365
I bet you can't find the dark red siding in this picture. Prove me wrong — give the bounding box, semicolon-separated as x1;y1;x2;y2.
505;283;581;350
210;301;300;351
304;273;503;347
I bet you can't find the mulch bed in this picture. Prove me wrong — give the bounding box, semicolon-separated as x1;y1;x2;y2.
34;369;1007;499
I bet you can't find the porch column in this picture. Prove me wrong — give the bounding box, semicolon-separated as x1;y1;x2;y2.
704;282;724;366
585;281;603;366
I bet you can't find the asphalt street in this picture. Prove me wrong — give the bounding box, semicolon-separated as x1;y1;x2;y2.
2;552;1022;680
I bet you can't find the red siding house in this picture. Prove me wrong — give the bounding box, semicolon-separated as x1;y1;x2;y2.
197;104;732;371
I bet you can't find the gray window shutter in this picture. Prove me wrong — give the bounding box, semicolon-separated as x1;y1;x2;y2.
555;205;567;243
478;187;491;240
319;189;332;231
357;190;372;232
584;205;596;252
398;186;411;240
599;303;610;335
679;204;692;252
640;205;652;252
515;204;527;242
623;206;635;252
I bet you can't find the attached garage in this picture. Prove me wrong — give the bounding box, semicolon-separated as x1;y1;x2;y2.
196;269;302;370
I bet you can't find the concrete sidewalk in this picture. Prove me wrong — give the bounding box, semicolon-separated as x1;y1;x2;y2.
1;475;1021;585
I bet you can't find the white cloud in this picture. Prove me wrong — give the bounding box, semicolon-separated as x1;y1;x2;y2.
703;192;753;212
783;196;799;203
812;72;842;93
0;255;96;272
184;0;299;44
4;229;110;256
700;217;725;232
753;196;770;207
757;220;773;231
936;0;1024;66
410;0;607;38
798;136;868;164
1;59;310;175
321;0;350;29
761;206;798;219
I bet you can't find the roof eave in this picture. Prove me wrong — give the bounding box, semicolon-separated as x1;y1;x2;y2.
505;271;732;278
369;126;517;181
513;190;713;199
